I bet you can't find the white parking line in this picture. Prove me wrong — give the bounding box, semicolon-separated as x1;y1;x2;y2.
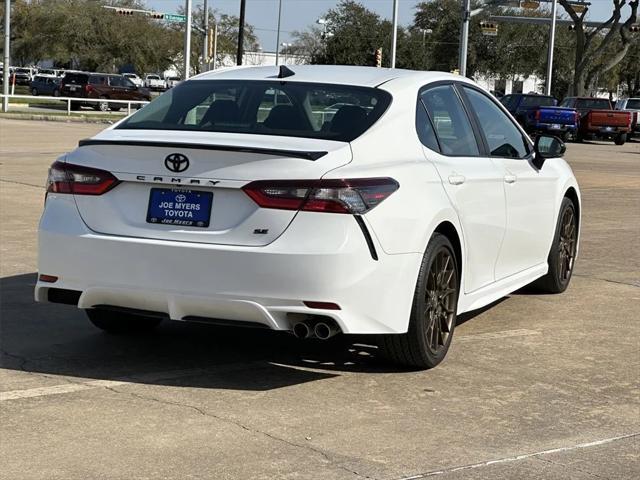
398;433;640;479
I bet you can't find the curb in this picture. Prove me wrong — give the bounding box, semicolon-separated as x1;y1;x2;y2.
0;113;116;124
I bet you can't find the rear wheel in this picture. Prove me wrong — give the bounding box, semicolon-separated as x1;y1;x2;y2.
534;197;578;293
53;89;60;97
614;133;627;145
31;87;38;96
96;96;109;112
379;233;459;369
86;308;162;334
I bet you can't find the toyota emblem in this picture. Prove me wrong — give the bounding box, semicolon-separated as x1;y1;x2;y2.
164;153;189;173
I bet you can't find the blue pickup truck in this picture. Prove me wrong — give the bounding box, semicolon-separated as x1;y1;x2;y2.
500;94;579;140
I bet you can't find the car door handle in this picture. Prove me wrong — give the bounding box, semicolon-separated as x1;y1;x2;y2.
504;173;517;184
448;174;466;185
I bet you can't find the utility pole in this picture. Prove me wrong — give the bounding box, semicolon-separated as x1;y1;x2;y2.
545;0;558;96
2;0;11;112
183;0;192;79
237;0;246;65
459;0;471;76
390;0;399;68
275;0;283;65
203;0;209;71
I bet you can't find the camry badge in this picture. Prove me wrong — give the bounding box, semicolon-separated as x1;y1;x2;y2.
164;153;189;173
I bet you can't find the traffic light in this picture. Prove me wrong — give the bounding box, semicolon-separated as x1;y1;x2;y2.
568;24;577;31
116;8;134;16
480;21;498;36
148;12;164;19
630;25;639;33
374;48;382;68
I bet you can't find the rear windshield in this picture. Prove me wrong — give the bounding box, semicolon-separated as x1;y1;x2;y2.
576;98;611;110
626;99;640;109
520;96;557;107
118;80;392;142
63;73;88;84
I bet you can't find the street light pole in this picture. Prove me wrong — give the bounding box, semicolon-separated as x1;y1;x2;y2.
275;0;283;65
390;0;399;68
237;0;247;65
545;0;558;96
183;0;192;79
2;0;11;112
459;0;471;76
203;0;209;71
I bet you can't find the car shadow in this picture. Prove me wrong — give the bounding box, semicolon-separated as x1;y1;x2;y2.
0;273;512;391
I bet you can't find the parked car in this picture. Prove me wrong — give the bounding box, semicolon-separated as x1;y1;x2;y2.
12;67;33;85
144;74;166;91
501;93;579;140
30;74;61;97
164;76;181;89
123;73;144;88
37;66;581;369
615;97;640;138
560;97;632;145
59;72;151;111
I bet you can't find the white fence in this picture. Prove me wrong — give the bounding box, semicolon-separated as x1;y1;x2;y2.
0;94;150;116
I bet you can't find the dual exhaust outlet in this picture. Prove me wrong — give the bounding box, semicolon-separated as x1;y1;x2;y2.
292;319;341;340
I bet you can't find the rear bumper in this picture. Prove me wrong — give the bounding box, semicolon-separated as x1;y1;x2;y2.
36;195;421;334
532;123;577;134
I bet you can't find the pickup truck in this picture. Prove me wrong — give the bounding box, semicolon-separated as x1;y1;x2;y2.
615;97;640;138
500;93;578;140
560;97;632;145
144;74;166;91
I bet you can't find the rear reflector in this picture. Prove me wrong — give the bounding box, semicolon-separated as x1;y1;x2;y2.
243;178;399;214
47;161;119;195
38;274;58;283
303;301;341;310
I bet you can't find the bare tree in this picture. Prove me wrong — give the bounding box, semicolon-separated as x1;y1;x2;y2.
560;0;639;95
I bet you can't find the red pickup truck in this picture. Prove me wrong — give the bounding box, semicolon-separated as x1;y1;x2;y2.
559;97;632;145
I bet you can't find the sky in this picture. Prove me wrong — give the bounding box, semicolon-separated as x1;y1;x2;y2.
146;0;632;53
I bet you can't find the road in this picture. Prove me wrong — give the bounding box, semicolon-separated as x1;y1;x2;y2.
0;119;638;480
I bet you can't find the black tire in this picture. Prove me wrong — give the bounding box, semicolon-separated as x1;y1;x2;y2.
109;106;121;112
31;87;38;96
533;197;578;293
614;133;627;146
96;96;109;112
86;308;162;334
379;233;459;369
70;101;80;111
574;132;584;143
53;89;60;97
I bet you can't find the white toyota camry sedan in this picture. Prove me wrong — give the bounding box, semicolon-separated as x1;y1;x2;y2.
36;65;580;369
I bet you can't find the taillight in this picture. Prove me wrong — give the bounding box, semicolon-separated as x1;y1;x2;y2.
242;178;399;214
46;161;119;195
85;84;93;93
535;110;541;121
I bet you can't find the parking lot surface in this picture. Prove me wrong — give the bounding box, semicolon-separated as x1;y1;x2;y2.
1;119;638;479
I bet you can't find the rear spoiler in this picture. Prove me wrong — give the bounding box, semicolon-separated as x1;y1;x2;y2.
78;139;328;161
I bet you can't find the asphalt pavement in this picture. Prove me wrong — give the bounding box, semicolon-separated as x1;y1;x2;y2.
0;119;638;479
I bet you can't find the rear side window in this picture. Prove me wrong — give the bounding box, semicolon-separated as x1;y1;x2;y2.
419;85;479;156
520;96;557;107
575;98;611;110
462;87;530;159
416;100;440;152
626;99;640;109
90;75;108;85
118;80;392;142
63;73;88;84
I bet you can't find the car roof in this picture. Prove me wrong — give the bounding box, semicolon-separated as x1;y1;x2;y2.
192;65;457;88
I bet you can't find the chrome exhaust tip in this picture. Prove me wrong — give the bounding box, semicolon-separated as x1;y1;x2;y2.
293;322;312;339
314;321;340;340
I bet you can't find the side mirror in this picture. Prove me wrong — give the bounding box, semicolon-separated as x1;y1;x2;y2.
533;134;566;169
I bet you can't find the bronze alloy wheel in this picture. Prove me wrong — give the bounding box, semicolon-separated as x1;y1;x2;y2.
557;204;577;283
424;247;457;355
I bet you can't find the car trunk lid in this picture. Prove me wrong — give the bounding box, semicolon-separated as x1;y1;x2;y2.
67;130;352;246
